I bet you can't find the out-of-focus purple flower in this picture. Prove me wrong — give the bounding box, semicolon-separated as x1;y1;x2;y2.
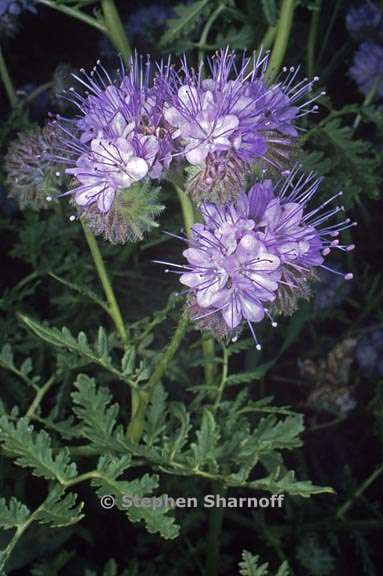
53;56;173;237
356;329;383;377
0;0;36;37
349;41;383;98
162;49;322;203
160;169;355;343
346;2;383;41
313;266;351;310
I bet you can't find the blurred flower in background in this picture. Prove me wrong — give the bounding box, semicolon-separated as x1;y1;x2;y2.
0;0;36;38
346;3;383;98
299;338;357;415
349;41;383;98
313;266;352;311
356;329;383;377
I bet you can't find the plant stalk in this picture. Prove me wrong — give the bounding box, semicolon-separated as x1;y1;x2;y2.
0;46;17;107
37;0;107;32
100;0;131;63
307;0;321;78
127;315;189;442
175;185;217;385
265;0;296;82
81;221;128;346
206;485;226;576
336;463;383;519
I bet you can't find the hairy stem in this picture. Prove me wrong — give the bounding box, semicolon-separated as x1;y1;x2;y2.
175;185;217;385
127;315;189;442
81;221;128;346
37;0;107;32
100;0;131;63
307;0;321;77
0;46;17;107
265;0;296;82
175;184;195;235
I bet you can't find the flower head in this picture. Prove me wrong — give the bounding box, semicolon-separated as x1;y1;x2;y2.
160;169;355;344
53;56;173;234
162;49;321;203
349;41;383;98
5;125;67;210
346;2;383;41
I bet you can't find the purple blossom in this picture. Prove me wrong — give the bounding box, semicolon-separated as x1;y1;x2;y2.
346;2;383;41
53;56;174;218
160;169;355;344
349;41;383;98
162;49;322;202
356;329;383;377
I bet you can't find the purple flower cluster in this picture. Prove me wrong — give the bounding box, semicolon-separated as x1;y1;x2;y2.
55;56;173;218
161;170;355;344
347;4;383;98
49;49;355;344
55;49;321;236
162;50;321;202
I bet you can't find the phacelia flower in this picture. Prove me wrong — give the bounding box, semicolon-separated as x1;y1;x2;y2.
5;125;68;210
160;169;355;344
0;0;36;37
355;329;383;377
162;49;322;204
349;41;383;98
53;56;173;241
346;2;383;42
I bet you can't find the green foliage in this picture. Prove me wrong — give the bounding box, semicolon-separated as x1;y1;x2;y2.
261;0;277;25
0;416;77;482
159;0;213;47
238;551;290;576
296;536;335;576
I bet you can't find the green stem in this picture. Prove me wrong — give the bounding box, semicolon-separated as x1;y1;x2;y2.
127;315;189;442
198;3;226;66
81;221;128;345
353;77;381;130
175;184;195;236
37;0;107;33
206;484;226;576
202;337;216;386
260;25;277;51
0;45;17;107
265;0;296;82
174;185;217;385
317;0;341;66
336;463;383;519
213;345;228;410
307;0;321;78
100;0;131;63
25;375;55;419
